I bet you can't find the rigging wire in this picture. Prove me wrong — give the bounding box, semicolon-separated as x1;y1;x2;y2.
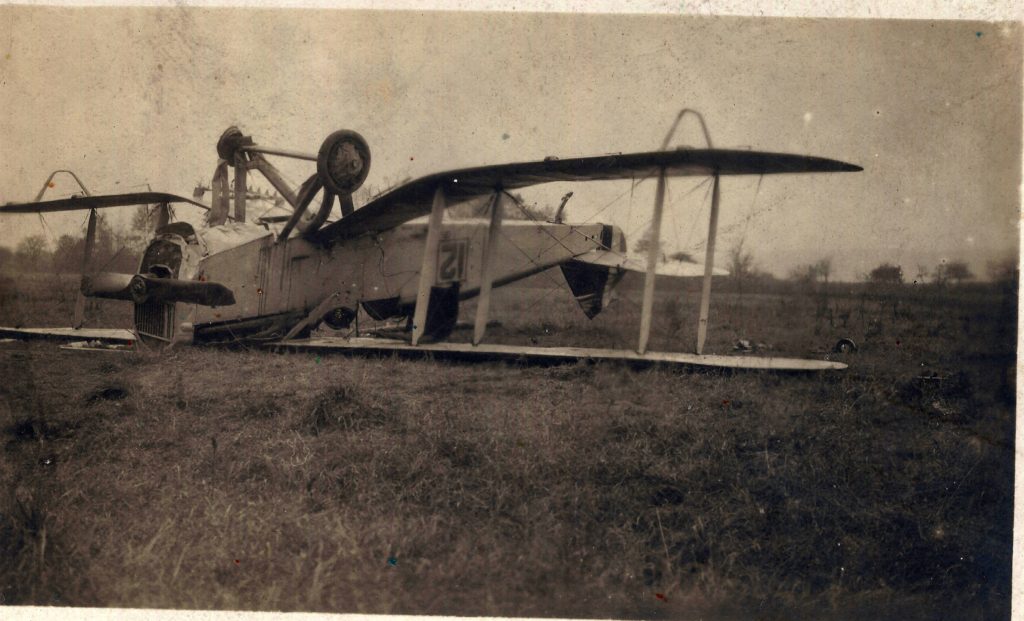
502;172;717;319
625;176;713;241
499;195;660;316
35;213;72;312
738;174;765;245
679;176;715;249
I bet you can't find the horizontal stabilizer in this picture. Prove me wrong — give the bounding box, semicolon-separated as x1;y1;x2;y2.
315;148;861;242
574;249;729;277
0;192;209;214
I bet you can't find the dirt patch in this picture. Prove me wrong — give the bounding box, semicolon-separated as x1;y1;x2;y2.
84;385;129;405
5;417;78;444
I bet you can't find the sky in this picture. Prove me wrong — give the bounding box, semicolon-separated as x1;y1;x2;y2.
0;7;1019;281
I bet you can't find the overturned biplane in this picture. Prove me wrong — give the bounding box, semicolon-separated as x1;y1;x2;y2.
0;121;861;370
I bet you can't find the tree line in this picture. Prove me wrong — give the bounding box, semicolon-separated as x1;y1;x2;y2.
1;209;153;274
2;210;1016;288
729;242;1015;286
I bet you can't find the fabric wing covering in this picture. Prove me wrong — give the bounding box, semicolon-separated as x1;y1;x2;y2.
314;149;861;243
0;192;209;214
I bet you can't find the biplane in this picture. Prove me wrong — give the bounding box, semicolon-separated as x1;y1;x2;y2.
0;120;861;370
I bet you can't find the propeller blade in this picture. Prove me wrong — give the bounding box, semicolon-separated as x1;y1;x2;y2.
81;272;134;300
129;275;235;307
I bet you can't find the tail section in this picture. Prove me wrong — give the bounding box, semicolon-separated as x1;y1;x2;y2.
564;223;729;319
560;224;624;319
560;259;624;319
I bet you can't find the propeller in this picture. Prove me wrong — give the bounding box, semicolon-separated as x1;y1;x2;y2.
81;272;235;307
127;275;235;307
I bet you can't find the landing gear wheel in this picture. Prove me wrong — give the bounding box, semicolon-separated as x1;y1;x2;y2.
216;126;253;164
833;338;858;354
317;130;371;196
323;307;357;330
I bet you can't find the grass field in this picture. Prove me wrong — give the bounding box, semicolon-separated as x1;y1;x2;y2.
0;270;1016;619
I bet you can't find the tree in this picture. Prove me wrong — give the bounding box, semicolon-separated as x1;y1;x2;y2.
77;212;141;273
503;193;553;221
914;264;930;284
986;258;1017;284
727;241;754;280
449;192;553;221
668;251;696;264
933;260;974;286
15;235;49;270
867;263;903;284
813;258;832;284
633;226;665;261
790;258;833;284
131;204;154;234
789;264;814;282
52;234;84;273
0;245;13;270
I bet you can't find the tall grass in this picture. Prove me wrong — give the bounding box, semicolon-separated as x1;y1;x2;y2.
0;270;1015;618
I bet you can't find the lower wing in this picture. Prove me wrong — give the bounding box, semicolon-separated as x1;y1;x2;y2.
0;326;135;344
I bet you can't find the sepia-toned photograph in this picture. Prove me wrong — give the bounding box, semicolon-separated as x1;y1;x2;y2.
0;4;1018;619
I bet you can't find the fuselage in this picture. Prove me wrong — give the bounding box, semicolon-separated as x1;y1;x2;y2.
132;218;623;345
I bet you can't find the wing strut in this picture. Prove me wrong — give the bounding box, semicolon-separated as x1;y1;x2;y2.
411;185;447;345
72;208;98;328
637;167;668;354
472;191;504;345
696;173;721;354
32;170;97;329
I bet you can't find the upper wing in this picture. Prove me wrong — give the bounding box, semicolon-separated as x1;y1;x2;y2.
0;192;209;214
315;148;862;243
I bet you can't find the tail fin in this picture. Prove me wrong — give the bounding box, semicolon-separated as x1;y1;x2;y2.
560;260;624;319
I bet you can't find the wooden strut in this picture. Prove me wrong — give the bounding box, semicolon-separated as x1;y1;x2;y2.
637;167;667;354
696;173;721;355
233;152;247;223
411;185;447;346
249;154;299;207
210;161;231;226
155;202;171;230
33;170;94;329
282;292;347;341
473;191;503;345
277;176;322;243
73;208;98;329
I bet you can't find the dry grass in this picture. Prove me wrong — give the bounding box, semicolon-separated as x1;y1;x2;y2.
0;269;1015;619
